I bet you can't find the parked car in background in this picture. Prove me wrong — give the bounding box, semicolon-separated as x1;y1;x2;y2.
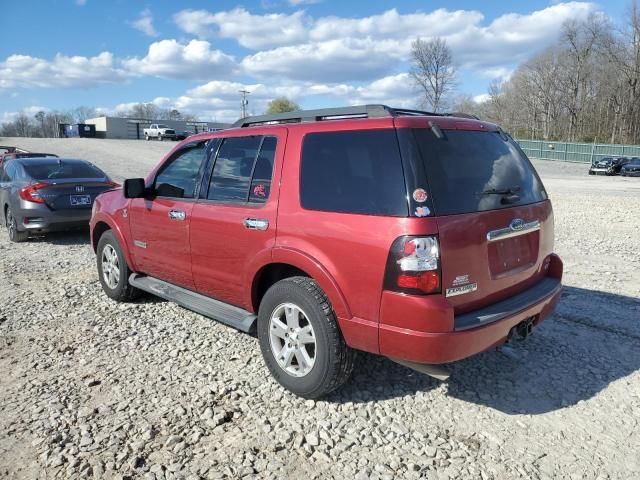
90;105;563;398
621;157;640;176
588;156;632;175
143;124;177;141
0;158;118;242
174;131;193;141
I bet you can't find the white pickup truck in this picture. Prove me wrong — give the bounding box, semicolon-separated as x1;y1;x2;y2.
143;124;177;141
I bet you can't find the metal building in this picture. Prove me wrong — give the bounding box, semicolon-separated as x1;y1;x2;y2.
83;116;230;140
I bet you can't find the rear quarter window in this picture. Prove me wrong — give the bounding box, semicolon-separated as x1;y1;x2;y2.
300;129;408;216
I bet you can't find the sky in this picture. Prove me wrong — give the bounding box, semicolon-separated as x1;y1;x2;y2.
0;0;630;124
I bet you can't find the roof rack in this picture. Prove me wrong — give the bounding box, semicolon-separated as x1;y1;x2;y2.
232;104;442;128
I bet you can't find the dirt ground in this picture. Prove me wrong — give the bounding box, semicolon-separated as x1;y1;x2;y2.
0;137;639;479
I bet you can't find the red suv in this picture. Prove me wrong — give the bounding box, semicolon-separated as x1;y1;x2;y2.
90;105;562;398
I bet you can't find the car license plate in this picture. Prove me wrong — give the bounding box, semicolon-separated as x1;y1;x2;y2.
70;194;91;206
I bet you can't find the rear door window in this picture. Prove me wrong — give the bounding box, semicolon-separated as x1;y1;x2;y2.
249;136;277;204
205;136;277;204
207;136;263;202
300;129;407;216
403;129;547;216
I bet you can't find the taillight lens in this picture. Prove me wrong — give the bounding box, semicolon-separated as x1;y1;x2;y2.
105;180;120;188
384;236;441;295
19;183;48;204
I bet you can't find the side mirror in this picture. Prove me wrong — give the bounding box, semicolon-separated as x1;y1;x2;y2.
123;178;146;198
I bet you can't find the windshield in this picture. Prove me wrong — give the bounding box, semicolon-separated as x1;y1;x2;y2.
23;161;105;180
594;158;612;164
157;124;169;128
398;129;547;216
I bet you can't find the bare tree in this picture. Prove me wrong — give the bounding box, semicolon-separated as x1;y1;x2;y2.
34;111;46;137
71;106;97;123
15;112;33;137
410;37;457;112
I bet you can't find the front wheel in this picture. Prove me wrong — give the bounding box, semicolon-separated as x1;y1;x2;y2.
257;276;355;399
96;230;141;301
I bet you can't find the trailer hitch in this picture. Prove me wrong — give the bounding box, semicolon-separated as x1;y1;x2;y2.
509;317;534;341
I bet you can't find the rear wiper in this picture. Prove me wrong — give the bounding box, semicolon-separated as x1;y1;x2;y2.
478;186;521;196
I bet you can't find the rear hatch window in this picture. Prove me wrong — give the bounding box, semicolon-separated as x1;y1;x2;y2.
23;162;105;180
398;128;547;216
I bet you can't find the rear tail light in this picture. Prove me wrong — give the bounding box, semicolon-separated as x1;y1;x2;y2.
384;236;441;295
19;183;48;204
105;180;120;188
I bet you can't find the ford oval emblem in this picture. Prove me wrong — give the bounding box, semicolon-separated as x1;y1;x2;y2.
510;218;525;231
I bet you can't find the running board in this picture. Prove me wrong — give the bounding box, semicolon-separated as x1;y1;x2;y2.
129;274;256;333
389;358;450;381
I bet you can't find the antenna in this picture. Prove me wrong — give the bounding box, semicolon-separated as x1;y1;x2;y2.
239;90;250;118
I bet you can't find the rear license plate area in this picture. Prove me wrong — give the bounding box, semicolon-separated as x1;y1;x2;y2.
488;234;537;277
70;194;91;206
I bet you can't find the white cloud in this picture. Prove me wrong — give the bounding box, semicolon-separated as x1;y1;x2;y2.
175;3;597;82
473;93;490;103
100;74;421;123
174;8;309;49
0;52;128;89
242;38;405;82
1;106;50;125
130;9;158;37
123;39;236;79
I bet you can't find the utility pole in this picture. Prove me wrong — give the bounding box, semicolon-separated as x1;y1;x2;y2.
239;90;250;118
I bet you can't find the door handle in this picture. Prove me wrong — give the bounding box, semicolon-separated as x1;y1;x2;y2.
243;218;269;231
168;210;186;221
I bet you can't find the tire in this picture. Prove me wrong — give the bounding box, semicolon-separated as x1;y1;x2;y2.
257;276;355;398
6;207;28;243
96;230;141;302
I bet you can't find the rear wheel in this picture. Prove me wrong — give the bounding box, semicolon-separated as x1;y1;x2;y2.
6;208;28;243
97;230;141;301
257;276;355;398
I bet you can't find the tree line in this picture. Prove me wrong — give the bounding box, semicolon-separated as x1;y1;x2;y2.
413;1;640;145
0;104;199;138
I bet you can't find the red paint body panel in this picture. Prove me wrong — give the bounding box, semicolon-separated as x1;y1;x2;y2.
90;114;564;368
89;191;137;270
379;271;562;364
129;198;195;290
435;201;554;314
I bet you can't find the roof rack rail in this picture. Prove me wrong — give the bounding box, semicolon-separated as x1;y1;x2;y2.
232;104;442;128
445;112;480;120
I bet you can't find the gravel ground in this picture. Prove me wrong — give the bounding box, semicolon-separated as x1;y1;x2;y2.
1;137;639;480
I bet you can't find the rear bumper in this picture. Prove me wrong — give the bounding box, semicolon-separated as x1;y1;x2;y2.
622;170;640;177
378;255;563;364
589;167;613;175
18;208;91;233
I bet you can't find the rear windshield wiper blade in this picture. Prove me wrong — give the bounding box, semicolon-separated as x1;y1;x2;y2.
478;186;521;196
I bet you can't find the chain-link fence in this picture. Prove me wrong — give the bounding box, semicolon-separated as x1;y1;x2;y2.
516;139;640;163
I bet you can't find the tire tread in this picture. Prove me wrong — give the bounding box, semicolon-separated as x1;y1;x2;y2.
258;276;355;398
